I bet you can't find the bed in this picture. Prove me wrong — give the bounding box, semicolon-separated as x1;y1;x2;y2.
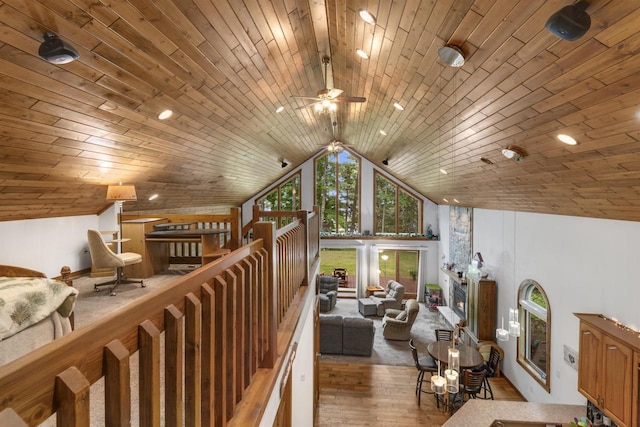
0;265;78;365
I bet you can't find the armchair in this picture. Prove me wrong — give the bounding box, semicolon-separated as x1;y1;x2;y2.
370;280;405;316
332;268;348;285
318;275;339;312
382;299;419;340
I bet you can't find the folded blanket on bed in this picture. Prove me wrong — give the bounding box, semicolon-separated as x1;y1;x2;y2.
0;276;78;341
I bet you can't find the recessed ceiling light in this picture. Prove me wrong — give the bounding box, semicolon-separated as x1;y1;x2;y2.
379;130;387;136
440;169;448;174
276;106;285;113
356;49;369;59
453;198;460;204
148;194;159;201
158;109;172;120
443;198;449;203
100;161;112;169
393;102;404;111
359;9;376;25
557;134;577;145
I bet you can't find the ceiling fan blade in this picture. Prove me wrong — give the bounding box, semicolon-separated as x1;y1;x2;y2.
333;96;366;103
291;96;322;101
327;88;344;98
295;102;320;110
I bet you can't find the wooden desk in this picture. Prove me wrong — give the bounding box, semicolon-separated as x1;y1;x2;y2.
122;218;168;278
145;228;231;269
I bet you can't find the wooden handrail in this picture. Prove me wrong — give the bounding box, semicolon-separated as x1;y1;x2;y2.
0;209;318;426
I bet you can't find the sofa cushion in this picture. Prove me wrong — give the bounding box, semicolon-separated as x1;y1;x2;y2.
342;317;375;356
319;315;343;354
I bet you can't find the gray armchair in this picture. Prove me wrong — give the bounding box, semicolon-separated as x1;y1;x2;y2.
382;299;419;340
318;275;339;312
370;280;405;316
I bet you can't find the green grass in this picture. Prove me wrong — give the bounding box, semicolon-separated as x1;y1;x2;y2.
320;248;356;276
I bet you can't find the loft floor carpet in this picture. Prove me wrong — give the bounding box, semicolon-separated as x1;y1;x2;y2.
319;298;449;366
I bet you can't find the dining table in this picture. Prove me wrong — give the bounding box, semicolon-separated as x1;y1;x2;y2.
427;341;485;370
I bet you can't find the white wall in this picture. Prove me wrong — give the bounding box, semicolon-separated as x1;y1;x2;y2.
440;207;640;404
0;206;118;277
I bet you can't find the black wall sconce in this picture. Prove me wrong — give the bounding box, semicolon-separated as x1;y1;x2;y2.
382;159;389;166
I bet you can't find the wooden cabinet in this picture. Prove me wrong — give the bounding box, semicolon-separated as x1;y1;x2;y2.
576;313;639;427
466;275;496;345
442;269;496;346
634;351;640;427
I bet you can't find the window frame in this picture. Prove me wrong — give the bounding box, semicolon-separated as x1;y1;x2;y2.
373;171;423;235
255;172;301;228
314;149;361;235
516;279;551;392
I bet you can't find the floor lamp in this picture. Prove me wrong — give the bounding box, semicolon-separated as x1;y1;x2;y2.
106;184;137;252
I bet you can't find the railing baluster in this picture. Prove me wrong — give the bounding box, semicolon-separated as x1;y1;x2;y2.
185;293;202;427
164;305;184;427
139;320;161;427
55;367;90;427
104;340;131;426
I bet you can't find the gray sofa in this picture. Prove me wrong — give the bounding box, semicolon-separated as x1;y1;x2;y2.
318;275;339;312
319;315;375;356
370;280;405;316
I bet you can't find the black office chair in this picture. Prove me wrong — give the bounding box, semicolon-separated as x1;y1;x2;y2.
409;339;438;405
435;328;454;341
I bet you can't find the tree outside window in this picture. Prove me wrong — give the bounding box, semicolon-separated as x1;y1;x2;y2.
257;173;300;228
517;279;551;392
374;172;421;235
316;151;359;234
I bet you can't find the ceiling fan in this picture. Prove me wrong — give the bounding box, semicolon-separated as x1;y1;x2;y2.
319;121;353;152
293;56;366;111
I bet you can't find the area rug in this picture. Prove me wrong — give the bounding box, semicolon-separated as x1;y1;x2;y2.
319;298;449;366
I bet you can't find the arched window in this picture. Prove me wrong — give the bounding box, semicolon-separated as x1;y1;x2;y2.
517;279;551;392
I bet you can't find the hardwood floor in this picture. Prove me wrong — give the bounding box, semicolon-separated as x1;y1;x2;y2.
315;362;524;427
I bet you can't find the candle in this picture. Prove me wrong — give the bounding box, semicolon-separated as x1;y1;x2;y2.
448;348;460;373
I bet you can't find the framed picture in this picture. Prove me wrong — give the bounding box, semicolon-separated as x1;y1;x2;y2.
563;344;578;370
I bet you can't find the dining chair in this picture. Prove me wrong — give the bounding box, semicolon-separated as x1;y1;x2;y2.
409;339;438;405
479;345;501;399
460;369;487;401
435;328;454;341
87;229;144;296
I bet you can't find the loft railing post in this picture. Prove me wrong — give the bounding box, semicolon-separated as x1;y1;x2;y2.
253;221;277;368
297;210;310;288
229;207;241;250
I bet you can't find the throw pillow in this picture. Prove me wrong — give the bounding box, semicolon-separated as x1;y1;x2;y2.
396;310;407;321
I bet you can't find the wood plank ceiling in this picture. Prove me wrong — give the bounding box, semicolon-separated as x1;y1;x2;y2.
2;0;640;222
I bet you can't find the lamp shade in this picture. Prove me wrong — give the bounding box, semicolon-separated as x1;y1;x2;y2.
106;185;137;202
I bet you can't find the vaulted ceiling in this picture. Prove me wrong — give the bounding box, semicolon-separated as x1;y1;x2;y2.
2;0;640;222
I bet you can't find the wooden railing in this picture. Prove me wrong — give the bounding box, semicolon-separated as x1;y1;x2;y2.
122;209;241;264
0;210;319;426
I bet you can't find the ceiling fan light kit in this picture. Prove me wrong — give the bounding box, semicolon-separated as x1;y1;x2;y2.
545;1;591;41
